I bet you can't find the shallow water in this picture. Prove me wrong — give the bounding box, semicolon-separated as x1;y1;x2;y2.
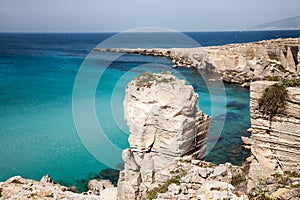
1;31;300;191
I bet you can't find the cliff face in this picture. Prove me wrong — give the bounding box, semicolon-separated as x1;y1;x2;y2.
206;38;300;85
118;73;210;199
95;38;300;86
246;81;300;187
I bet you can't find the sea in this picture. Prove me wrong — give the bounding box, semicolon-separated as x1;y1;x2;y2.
1;30;300;191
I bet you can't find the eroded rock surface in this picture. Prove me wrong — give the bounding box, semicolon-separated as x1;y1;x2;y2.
153;159;248;200
0;175;115;200
246;81;300;190
118;73;210;199
206;38;300;85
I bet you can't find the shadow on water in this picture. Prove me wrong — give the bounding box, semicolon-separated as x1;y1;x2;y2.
69;168;120;193
205;107;251;165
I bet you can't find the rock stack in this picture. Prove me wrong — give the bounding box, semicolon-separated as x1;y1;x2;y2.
117;73;210;199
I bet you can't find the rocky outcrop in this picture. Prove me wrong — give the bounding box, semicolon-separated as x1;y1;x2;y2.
245;81;300;189
206;38;300;85
153;159;248;200
95;37;300;86
88;179;114;196
0;175;116;200
118;73;210;199
94;47;208;70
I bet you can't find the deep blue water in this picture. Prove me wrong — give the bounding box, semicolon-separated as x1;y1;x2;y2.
1;30;300;191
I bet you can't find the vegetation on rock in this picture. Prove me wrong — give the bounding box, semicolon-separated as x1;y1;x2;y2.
283;78;300;87
249;171;300;199
231;173;245;187
265;76;280;81
258;83;288;116
135;72;175;88
147;176;181;200
147;168;187;200
258;78;300;116
275;64;288;73
249;179;272;200
11;179;23;184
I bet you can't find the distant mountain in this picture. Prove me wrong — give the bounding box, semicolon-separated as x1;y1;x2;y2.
251;16;300;30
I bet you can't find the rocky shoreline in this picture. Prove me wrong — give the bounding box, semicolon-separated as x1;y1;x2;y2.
1;38;300;199
115;73;300;199
95;37;300;87
0;175;116;200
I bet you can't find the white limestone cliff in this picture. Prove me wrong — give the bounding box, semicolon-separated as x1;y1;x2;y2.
245;81;300;190
95;37;300;86
117;73;210;199
206;38;300;85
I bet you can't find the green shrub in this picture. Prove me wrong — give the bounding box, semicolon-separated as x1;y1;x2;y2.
258;78;300;116
231;173;245;187
249;179;271;200
147;168;187;200
273;172;282;179
135;73;175;88
170;168;187;177
278;175;289;185
11;179;23;184
285;171;300;178
258;83;288;116
265;76;280;81
276;64;288;73
283;78;300;87
147;175;181;200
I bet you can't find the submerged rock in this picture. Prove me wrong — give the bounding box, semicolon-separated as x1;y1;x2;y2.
99;168;120;186
226;100;248;110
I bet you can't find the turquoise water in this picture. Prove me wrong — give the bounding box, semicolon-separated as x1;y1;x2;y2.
1;31;300;191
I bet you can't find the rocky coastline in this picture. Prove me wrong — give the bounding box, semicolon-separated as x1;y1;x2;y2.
95;37;300;87
0;174;116;200
116;73;300;199
1;38;300;199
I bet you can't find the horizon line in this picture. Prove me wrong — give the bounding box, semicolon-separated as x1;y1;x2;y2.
1;28;300;34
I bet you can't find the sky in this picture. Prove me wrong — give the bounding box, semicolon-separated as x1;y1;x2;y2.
0;0;299;32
